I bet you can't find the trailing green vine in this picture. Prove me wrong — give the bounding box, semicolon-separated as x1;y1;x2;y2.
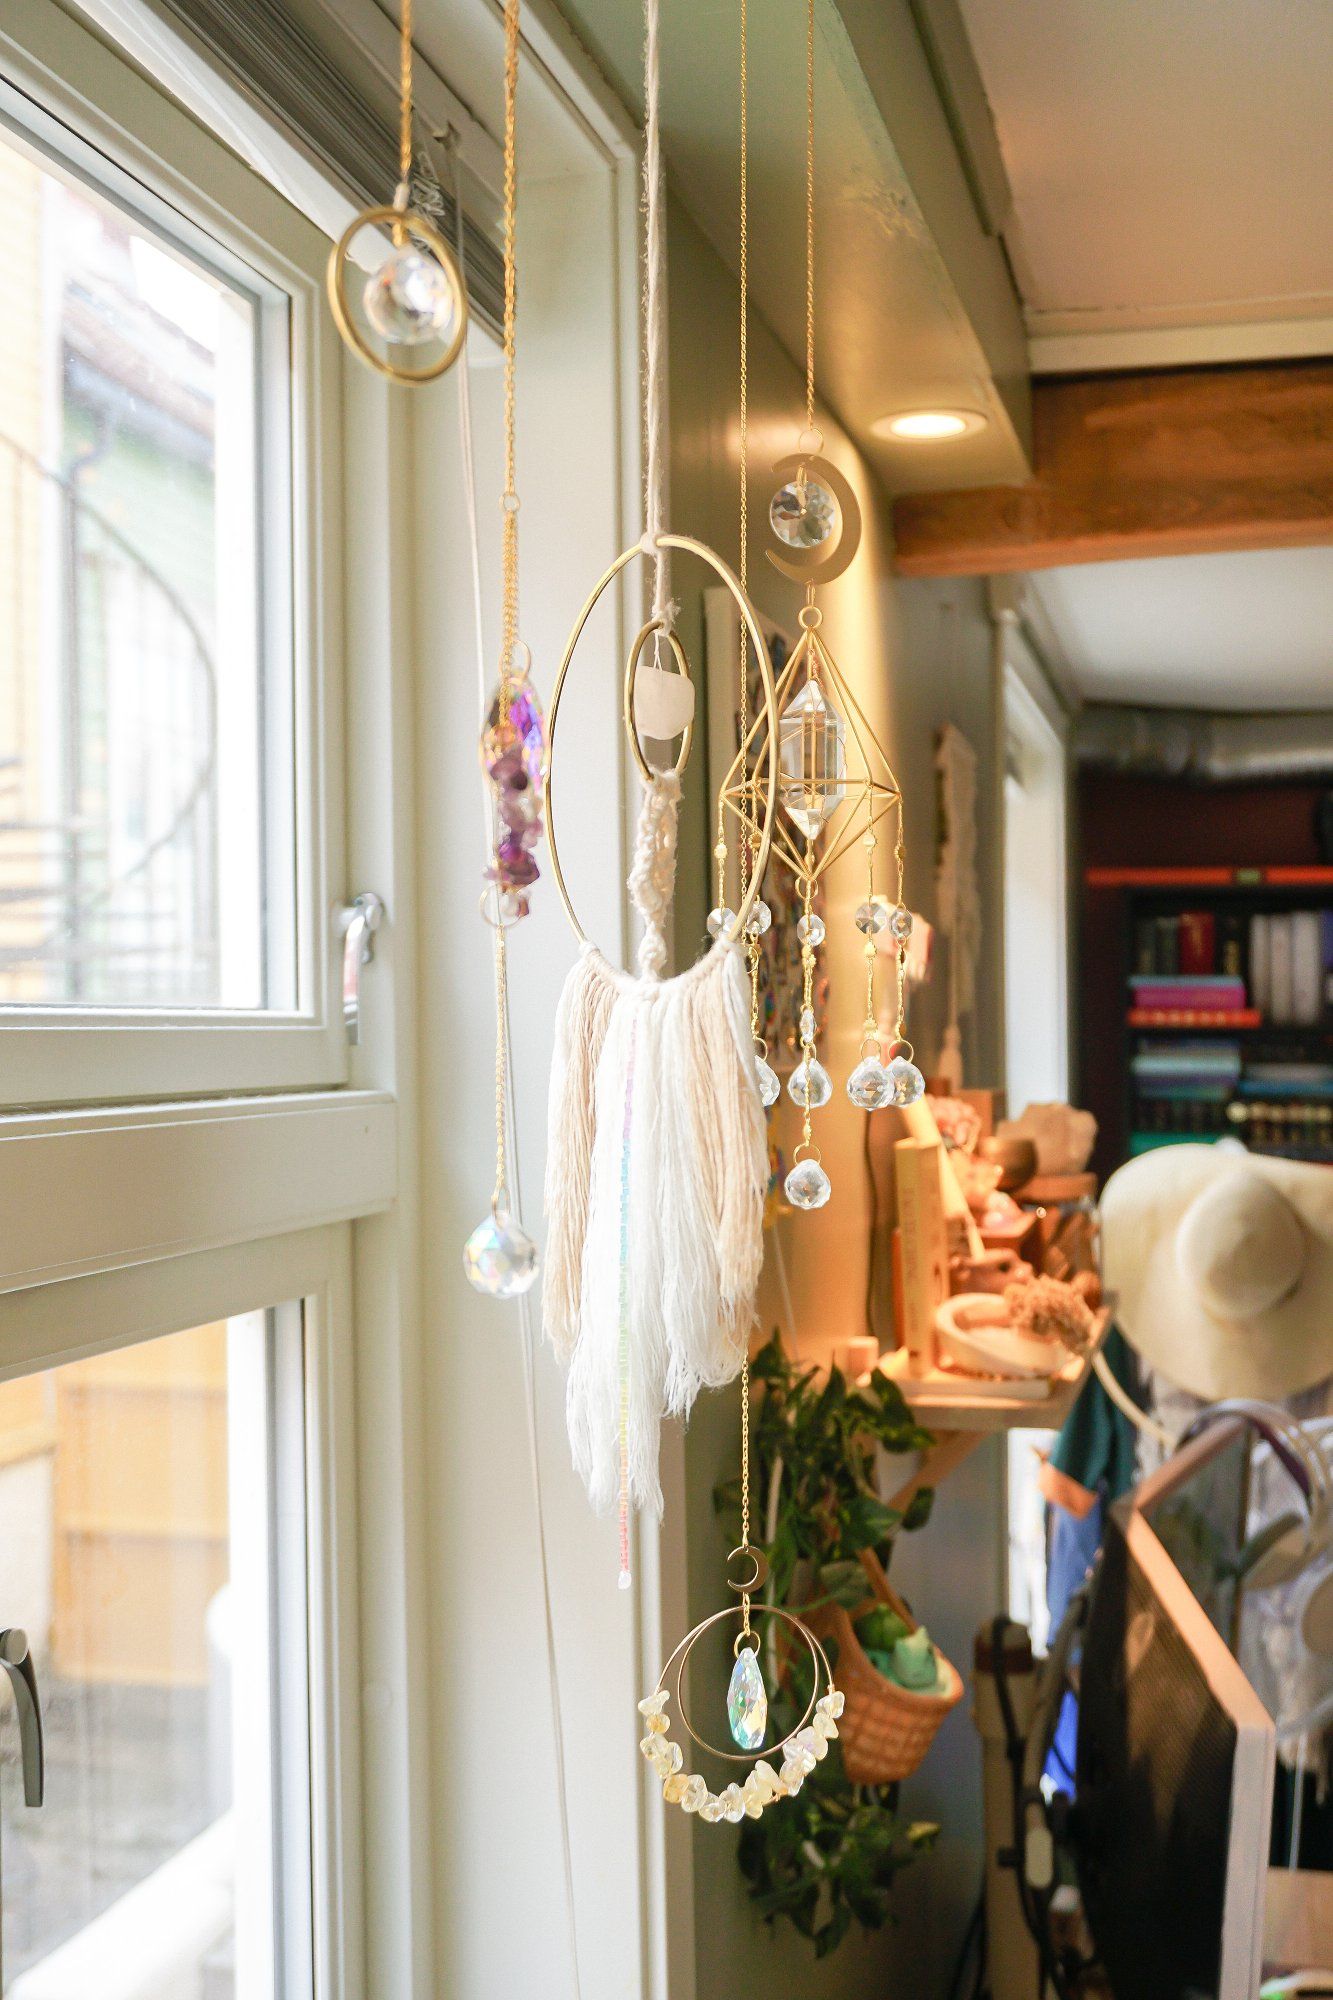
714;1332;941;1956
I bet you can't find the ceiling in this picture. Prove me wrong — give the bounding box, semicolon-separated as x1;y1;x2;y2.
1028;548;1333;712
957;0;1333;372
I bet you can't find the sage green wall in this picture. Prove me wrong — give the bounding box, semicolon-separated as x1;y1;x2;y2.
668;193;1006;2000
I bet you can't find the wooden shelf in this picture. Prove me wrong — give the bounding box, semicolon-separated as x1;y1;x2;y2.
873;1309;1111;1435
1087;865;1333;890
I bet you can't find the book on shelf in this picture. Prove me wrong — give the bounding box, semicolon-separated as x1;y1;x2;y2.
1128;1007;1261;1029
1178;910;1216;975
1130;975;1247;1012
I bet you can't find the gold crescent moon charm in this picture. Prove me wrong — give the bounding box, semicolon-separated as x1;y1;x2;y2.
726;1544;770;1595
766;452;862;585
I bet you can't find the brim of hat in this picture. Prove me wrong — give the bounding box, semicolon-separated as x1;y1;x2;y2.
1102;1144;1333;1403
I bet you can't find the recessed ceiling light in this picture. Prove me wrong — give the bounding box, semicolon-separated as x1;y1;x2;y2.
873;409;987;442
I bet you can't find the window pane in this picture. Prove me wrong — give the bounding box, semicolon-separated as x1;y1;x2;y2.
0;115;294;1010
0;1311;311;1997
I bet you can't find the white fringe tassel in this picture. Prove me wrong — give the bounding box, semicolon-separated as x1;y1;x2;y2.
543;938;766;1516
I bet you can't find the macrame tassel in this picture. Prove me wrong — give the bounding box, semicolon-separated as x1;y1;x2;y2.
543;945;617;1360
547;940;767;1518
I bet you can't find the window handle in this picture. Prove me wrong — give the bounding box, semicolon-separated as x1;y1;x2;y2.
0;1630;43;1808
337;893;385;1046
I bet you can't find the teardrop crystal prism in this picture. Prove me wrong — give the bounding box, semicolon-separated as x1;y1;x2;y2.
847;1056;893;1110
888;1056;926;1107
727;1647;768;1750
778;682;847;842
463;1211;539;1298
785;1159;832;1210
755;1055;781;1108
788;1059;832;1110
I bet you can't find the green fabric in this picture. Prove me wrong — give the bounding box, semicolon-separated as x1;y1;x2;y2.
1048;1324;1140;1505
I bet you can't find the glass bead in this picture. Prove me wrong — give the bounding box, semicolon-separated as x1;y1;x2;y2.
618;1568;632;1591
888;1055;926;1106
770;477;836;549
846;1056;892;1111
463;1211;538;1298
785;1159;832;1210
755;1056;781;1108
890;904;913;942
799;1005;816;1044
707;905;737;940
744;899;772;938
796;912;825;946
854;900;888;936
778;683;847;840
727;1647;768;1751
787;1059;832;1110
363;243;457;346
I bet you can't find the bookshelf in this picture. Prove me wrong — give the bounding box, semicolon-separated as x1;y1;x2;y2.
1082;866;1333;1174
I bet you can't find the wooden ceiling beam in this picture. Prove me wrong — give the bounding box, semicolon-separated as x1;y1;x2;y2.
892;361;1333;575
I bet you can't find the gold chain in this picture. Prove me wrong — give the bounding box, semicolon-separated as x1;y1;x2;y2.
399;0;414;187
499;0;521;726
738;0;756;1639
895;803;907;1038
804;0;815;437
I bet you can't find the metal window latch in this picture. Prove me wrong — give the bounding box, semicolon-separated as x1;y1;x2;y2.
0;1630;43;1808
337;892;385;1045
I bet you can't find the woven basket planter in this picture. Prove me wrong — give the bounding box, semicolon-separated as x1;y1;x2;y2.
806;1547;963;1785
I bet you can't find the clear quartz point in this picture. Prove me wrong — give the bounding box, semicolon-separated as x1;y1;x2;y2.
770;477;836;549
796;912;825;947
363;243;457;346
778;682;847;841
788;1059;832;1110
755;1056;781;1108
847;1056;893;1110
727;1648;768;1751
888;1056;926;1107
855;900;889;936
707;905;738;941
463;1210;538;1297
785;1159;832;1209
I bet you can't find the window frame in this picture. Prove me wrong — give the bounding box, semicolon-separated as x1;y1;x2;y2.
0;1;348;1107
0;1221;364;1999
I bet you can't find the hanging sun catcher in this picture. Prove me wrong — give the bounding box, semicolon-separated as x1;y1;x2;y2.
327;0;468;383
718;0;923;1219
464;0;545;1300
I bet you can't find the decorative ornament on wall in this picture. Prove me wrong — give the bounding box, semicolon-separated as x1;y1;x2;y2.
326;0;468;384
463;0;542;1299
718;0;920;1218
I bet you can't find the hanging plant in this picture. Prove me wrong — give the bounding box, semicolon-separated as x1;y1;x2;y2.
714;1333;942;1956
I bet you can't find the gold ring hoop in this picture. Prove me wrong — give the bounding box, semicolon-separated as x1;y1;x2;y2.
623;620;694;784
546;533;781;949
656;1603;833;1767
326;205;469;385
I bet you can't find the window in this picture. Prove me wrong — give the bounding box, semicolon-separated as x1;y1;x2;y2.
0;1307;312;1998
0;18;345;1106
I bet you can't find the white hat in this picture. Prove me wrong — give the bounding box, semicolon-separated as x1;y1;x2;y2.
1102;1143;1333;1402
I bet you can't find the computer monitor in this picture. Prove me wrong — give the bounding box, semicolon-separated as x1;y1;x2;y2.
1075;1424;1277;2000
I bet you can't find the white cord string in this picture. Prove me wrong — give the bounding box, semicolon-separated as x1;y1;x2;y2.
448;131;584;2000
641;0;672;629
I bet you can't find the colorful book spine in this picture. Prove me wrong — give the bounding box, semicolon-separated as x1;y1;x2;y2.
1130;979;1246;1012
1128;1008;1261;1029
1177;910;1216;975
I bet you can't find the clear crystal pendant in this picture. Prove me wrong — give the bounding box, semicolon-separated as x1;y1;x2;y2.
889;904;913;942
727;1647;768;1750
707;905;738;940
785;1158;832;1209
796;911;825;946
770;477;836;549
888;1056;926;1107
364;243;458;346
788;1059;832;1110
744;900;772;938
847;1056;893;1110
755;1055;781;1108
778;683;847;841
463;1210;538;1297
854;900;888;936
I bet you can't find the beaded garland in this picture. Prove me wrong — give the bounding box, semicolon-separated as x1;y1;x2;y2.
636;1686;845;1823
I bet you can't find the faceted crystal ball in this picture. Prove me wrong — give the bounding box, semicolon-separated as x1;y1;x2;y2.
755;1055;781;1108
788;1058;832;1110
727;1646;768;1750
847;1056;892;1110
854;900;888;936
770;477;836;549
785;1158;832;1209
796;912;825;947
463;1211;538;1298
888;1056;926;1107
363;243;457;346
